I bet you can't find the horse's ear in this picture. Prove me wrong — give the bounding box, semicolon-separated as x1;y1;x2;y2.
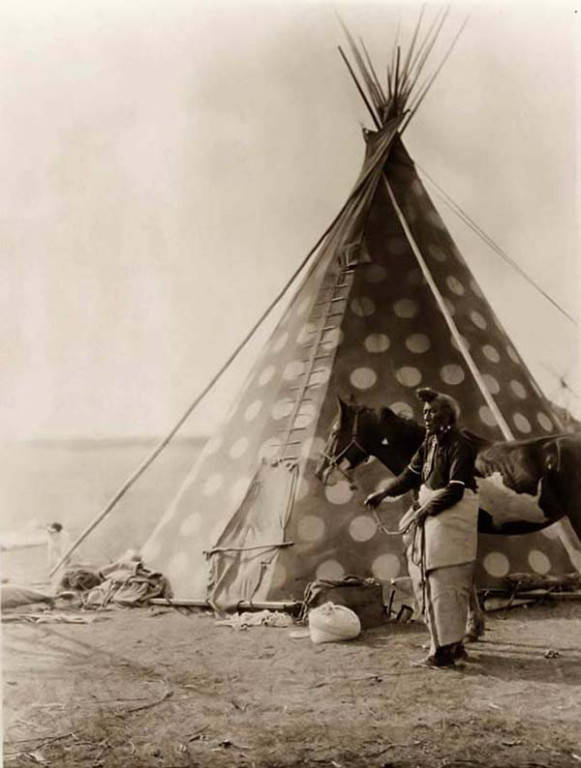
379;406;395;423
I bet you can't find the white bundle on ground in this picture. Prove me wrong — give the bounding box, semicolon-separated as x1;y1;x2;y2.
308;601;361;644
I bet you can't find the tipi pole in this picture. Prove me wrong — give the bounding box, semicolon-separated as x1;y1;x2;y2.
383;176;515;441
49;202;355;577
338;46;381;129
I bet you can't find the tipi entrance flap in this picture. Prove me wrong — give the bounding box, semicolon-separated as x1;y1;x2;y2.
206;460;297;610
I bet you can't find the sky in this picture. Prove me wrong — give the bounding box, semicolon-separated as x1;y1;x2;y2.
1;0;579;440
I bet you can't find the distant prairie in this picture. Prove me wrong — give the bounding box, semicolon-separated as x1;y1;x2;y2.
0;437;205;584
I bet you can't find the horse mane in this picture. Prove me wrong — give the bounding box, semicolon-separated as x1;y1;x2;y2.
378;406;425;439
377;407;493;449
461;429;491;450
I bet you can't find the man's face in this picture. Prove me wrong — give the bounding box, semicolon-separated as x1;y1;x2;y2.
423;400;449;435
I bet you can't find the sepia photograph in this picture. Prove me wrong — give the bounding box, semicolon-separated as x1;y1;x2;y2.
2;1;580;766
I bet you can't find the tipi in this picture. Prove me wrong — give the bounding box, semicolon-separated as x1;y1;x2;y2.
141;20;580;607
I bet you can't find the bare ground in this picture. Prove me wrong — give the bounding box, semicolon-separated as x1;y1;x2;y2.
3;601;581;768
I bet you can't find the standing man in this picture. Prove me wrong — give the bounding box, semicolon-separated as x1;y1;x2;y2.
365;387;479;668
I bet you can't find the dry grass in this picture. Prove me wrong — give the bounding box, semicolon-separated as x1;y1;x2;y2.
3;602;581;767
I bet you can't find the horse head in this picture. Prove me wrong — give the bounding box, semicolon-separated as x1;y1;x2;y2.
314;396;425;485
314;396;369;486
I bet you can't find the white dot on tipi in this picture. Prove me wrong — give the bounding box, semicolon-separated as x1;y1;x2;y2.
528;549;551;575
258;437;280;461
295;402;317;429
393;298;418;319
321;328;343;350
446;275;465;296
365;264;388;283
391;401;414;419
479;406;497;427
325;480;354;505
440;364;465;386
451;333;470;351
283;360;306;381
351;296;376;317
388;237;408;255
482;374;500;395
179;512;203;537
244;400;263;422
406;333;430;354
297;515;326;542
272;399;293;420
167;551;189;581
396;367;422;387
364;333;390;353
483;551;510;577
273;331;289;353
203;473;224;497
537;412;554;432
371;553;401;580
411;179;424;197
428;244;447;262
258;364;276;386
470;310;487;330
510;380;527;399
350;367;377;390
513;413;531;434
316;560;346;581
309;366;331;386
483;344;500;363
229;437;249;459
426;209;445;229
297;322;317;346
507;345;520;364
443;298;456;316
349;515;377;542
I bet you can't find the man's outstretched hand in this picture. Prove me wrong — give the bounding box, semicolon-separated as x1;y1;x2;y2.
364;490;386;509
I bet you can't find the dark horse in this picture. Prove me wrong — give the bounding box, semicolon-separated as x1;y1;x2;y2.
315;397;581;641
315;397;581;540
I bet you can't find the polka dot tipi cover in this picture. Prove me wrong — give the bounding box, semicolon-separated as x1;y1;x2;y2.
142;36;580;606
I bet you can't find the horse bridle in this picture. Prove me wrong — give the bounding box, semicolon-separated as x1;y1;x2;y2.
320;410;370;487
317;409;416;538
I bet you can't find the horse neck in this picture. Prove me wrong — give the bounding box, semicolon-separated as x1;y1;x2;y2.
367;412;425;476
